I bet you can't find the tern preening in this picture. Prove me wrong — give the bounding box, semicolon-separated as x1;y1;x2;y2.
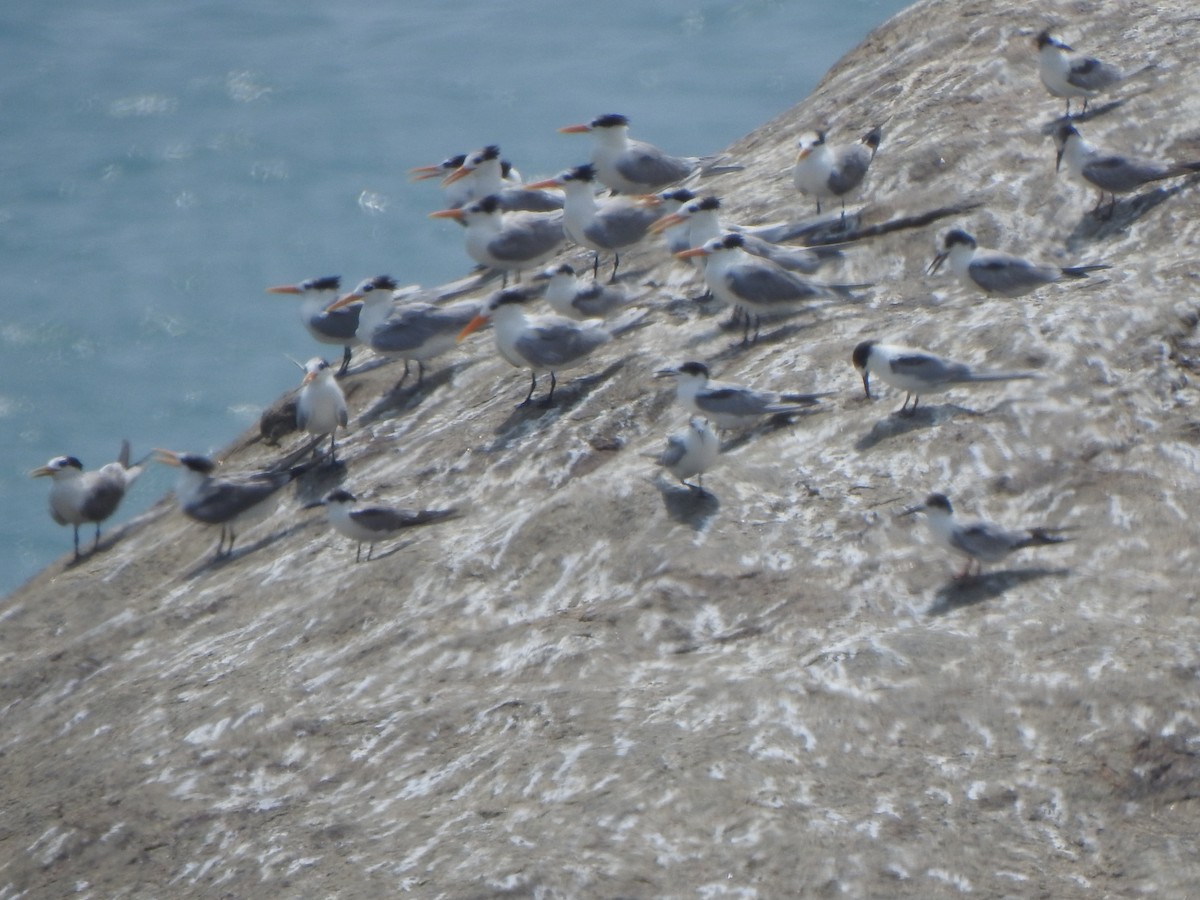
155;450;309;558
524;164;661;281
655;361;827;431
649;417;720;492
676;234;867;342
266;276;359;375
457;288;611;407
297;357;348;461
852;340;1037;415
901;492;1070;579
1052;123;1200;216
31;440;144;560
326;277;479;388
533;263;628;320
792;126;883;219
440;145;564;213
305;488;459;562
927;229;1108;297
430;195;566;284
558;113;735;195
1035;30;1148;117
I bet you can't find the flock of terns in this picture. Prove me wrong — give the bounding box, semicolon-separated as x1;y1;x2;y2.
30;28;1200;580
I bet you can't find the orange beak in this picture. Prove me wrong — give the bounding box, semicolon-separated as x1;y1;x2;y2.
796;148;811;162
265;284;302;294
408;165;447;181
522;178;562;191
675;247;709;260
456;314;489;342
429;208;466;222
326;293;363;312
648;212;688;235
302;371;317;385
558;124;591;134
441;166;473;186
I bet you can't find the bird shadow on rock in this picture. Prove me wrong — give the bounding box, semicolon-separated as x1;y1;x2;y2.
294;462;350;507
485;359;628;452
1037;98;1127;136
181;521;310;581
926;566;1072;616
855;403;977;451
653;477;720;531
719;409;823;453
1064;181;1195;250
356;361;473;425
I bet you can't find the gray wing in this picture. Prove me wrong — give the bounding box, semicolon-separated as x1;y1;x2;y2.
694;386;778;418
827;144;872;195
615;143;695;188
572;283;626;318
656;434;688;469
586;203;660;249
1082;155;1179;192
371;302;478;353
185;472;291;524
738;234;821;274
888;352;965;386
1067;57;1122;91
514;321;608;367
80;470;127;522
952;522;1023;563
498;187;564;213
307;305;361;342
350;506;457;532
968;252;1056;295
490;214;565;262
724;263;823;305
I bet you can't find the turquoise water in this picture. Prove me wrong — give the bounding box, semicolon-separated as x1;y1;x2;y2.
1;0;910;595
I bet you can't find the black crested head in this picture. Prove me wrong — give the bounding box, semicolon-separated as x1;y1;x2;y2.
662;188;696;203
924;493;953;514
475;195;502;214
325;488;357;504
696;196;721;212
861;126;883;150
481;145;501;160
851;340;876;371
720;233;746;250
179;454;217;475
677;361;710;379
500;160;514;177
442;154;467;170
493;288;533;308
814;130;827;145
568;163;597;182
591;113;629;129
368;275;398;292
943;229;976;250
53;455;85;471
554;263;575;276
1054;122;1080;142
304;276;341;292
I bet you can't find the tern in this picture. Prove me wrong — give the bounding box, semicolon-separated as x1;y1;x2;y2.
792;126;883;219
1052;122;1200;216
901;492;1070;579
326;277;479;387
155;449;308;558
266;276;359;375
533;263;628;320
650;195;829;274
676;234;866;342
441;145;564;213
524;164;661;281
304;488;459;562
457;288;611;407
297;357;348;460
644;187;700;257
1035;30;1148;117
31;440;144;560
558;113;733;195
655;361;827;430
927;229;1108;297
430;195;566;284
649;417;720;491
852;340;1037;415
409;152;521;210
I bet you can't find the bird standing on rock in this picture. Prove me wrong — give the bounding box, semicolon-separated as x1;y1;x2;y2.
296;357;348;462
305;488;459;562
927;229;1108;297
792;126;882;219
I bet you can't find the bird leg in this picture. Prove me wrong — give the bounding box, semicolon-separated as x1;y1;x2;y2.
538;371;558;408
72;525;82;561
609;253;621;283
416;360;426;386
338;345;352;376
93;523;102;553
518;371;538;407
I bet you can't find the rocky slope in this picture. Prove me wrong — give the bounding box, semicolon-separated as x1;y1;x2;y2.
4;0;1200;896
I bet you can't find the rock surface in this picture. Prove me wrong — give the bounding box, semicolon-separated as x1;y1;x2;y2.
5;1;1200;896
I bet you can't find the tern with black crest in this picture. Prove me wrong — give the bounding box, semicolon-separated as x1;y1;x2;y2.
305;488;459;562
430;195;566;284
655;361;827;430
266;276;359;375
534;263;627;320
792;126;883;219
441;145;563;213
928;229;1108;297
1035;30;1149;117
